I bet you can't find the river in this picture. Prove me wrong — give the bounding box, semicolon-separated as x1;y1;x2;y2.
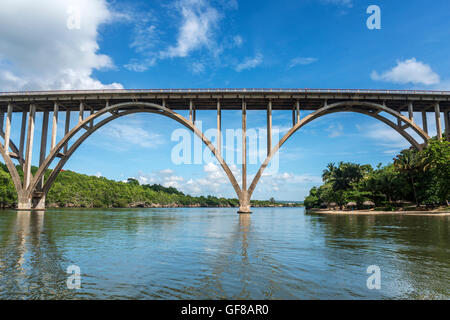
0;207;448;299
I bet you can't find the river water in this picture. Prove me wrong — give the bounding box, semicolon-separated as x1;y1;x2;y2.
0;207;448;299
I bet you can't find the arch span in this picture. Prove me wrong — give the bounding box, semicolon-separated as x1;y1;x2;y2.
247;101;430;199
25;102;241;209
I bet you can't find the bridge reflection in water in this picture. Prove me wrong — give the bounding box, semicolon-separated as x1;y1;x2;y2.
0;208;448;299
0;89;449;212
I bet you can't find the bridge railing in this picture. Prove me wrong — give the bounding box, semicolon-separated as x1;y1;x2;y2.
0;88;449;96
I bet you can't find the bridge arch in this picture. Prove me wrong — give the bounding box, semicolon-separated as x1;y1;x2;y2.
247;101;430;198
26;102;241;206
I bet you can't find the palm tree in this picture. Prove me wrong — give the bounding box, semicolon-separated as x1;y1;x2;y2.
393;149;423;204
322;163;337;182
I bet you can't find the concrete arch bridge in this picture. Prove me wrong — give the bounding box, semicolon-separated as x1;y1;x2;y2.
0;89;449;213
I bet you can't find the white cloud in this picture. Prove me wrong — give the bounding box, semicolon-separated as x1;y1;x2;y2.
161;0;220;58
253;171;322;198
133;162;240;197
288;57;318;68
136;169;185;189
0;0;122;91
101;123;164;149
235;54;263;72
371;58;440;85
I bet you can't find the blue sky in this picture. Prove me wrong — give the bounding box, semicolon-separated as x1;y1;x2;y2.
1;0;449;200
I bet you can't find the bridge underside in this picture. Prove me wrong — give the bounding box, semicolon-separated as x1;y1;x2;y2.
0;89;449;212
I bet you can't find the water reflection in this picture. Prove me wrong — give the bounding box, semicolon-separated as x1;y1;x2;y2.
0;208;448;299
0;211;75;299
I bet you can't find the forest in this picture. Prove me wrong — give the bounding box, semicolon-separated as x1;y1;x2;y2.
304;138;450;210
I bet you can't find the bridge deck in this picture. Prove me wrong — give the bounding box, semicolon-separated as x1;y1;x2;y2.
0;89;449;112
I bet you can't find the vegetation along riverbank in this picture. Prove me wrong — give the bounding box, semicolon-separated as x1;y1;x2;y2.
304;138;449;213
0;164;300;209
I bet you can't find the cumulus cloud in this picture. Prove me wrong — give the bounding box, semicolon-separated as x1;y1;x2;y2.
235;54;263;72
370;58;440;85
0;0;122;91
134;162;240;197
135;169;185;189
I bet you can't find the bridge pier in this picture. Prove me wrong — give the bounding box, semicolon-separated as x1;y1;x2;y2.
17;193;45;211
238;191;252;214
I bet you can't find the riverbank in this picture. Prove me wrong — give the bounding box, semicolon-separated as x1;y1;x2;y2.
307;208;450;216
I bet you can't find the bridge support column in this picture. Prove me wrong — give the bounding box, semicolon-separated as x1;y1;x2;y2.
435;103;442;139
32;196;46;211
238;100;252;214
422;111;428;134
444;110;450;141
17;193;45;211
238;190;252;214
18;192;32;210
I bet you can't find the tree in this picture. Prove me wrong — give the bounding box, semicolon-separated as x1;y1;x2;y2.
393;148;424;204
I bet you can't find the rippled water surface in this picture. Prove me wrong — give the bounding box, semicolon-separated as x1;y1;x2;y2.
0;208;448;299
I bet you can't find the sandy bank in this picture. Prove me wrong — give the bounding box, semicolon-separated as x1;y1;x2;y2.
307;208;450;216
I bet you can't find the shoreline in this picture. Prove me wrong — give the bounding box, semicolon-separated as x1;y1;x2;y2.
307;208;450;216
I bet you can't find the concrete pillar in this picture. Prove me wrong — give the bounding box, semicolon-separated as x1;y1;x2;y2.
79;102;84;123
238;100;251;214
435;103;442;139
51;102;58;150
422;111;428;135
4;103;12;153
18;193;32;210
242;100;247;191
238;190;251;214
64;110;71;153
90;108;94;128
292;106;295;127
32;196;46;211
19;111;27;166
408;102;414;122
267;100;272;156
217;100;221;157
444;110;450;141
189;99;193;123
23;104;36;190
0;111;3;133
39;111;49;189
296;100;300;124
